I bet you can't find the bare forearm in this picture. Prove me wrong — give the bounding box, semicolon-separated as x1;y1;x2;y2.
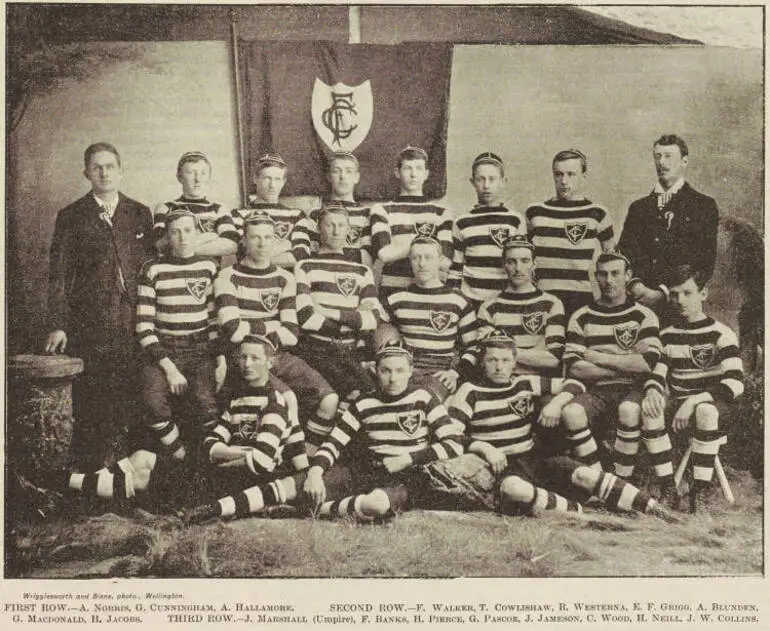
515;349;560;370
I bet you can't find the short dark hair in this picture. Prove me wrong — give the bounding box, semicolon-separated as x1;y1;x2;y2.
397;146;429;168
241;334;277;358
665;264;706;291
84;143;121;169
552;149;587;173
654;134;689;158
177;151;211;177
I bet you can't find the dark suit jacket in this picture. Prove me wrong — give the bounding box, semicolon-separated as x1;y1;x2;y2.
47;192;154;357
618;182;719;288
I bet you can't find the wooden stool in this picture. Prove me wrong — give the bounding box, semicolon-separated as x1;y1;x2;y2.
673;435;734;504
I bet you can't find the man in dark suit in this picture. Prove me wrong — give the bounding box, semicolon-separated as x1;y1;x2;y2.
45;142;155;470
618;134;719;314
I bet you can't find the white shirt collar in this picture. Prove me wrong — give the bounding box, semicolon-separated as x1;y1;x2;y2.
653;178;685;196
93;192;119;216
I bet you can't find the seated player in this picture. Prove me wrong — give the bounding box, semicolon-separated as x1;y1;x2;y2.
448;152;526;310
448;331;678;522
525;149;615;319
136;208;225;461
231;153;311;268
370;146;453;300
294;204;383;442
214;210;339;450
186;340;464;524
475;235;565;378
153;151;238;260
642;265;744;512
379;236;480;400
561;252;662;474
301;151;372;265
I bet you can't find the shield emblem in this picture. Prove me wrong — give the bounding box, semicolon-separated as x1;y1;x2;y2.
274;221;291;241
186;278;209;302
336;274;358;297
196;216;216;234
690;343;716;369
429;310;452;333
522;311;545;335
347;225;362;246
489;227;510;248
397;411;424;437
414;222;437;238
236;417;260;442
259;288;281;312
614;322;640;350
509;393;534;418
565;222;588;245
311;78;373;152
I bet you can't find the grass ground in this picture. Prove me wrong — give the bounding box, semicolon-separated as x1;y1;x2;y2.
7;467;762;579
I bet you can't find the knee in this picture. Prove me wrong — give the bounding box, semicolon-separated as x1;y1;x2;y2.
562;403;587;429
694;403;720;431
318;393;339;418
617;401;641;428
361;488;392;517
571;465;598;490
499;476;534;504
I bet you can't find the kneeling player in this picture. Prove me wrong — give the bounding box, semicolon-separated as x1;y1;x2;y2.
449;331;677;522
186;341;464;523
642;265;744;512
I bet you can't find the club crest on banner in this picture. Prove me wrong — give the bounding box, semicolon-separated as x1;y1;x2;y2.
186;278;209;302
430;310;453;333
312;79;373;152
565;222;588;245
336;274;358;297
489;227;510;248
259;288;281;312
690;343;716;369
614;322;640;350
274;221;292;241
414;222;437;238
522;311;546;335
347;225;362;246
397;410;425;437
509;392;534;418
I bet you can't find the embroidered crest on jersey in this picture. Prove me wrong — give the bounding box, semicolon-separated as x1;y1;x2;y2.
614;322;640;350
311;79;373;152
274;221;292;241
489;227;510;248
565;222;588;245
186;278;209;302
429;310;452;333
235;416;260;442
347;225;362;246
509;392;534;418
522;311;546;335
336;274;358;297
196;216;217;234
689;343;716;369
259;288;281;312
397;410;425;437
414;222;437;238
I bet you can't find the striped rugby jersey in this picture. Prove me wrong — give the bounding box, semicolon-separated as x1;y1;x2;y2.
204;384;308;476
214;263;299;351
295;253;382;346
370;196;453;294
476;288;566;374
310;385;464;472
645;317;744;403
136;255;218;362
154;197;238;243
564;299;661;386
448;205;526;303
300;200;373;266
382;284;480;371
231;199;312;263
449;376;585;456
525;198;614;299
